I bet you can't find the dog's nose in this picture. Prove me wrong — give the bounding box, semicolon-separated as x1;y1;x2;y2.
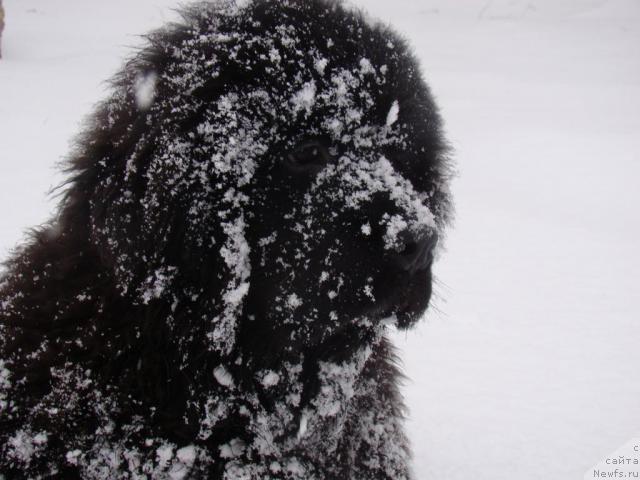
394;230;438;273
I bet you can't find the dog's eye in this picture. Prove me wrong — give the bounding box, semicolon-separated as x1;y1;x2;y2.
283;141;330;175
291;144;326;165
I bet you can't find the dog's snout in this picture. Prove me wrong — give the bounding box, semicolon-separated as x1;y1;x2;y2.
395;230;438;273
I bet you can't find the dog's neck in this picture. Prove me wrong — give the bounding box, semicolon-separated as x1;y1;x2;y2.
194;322;385;455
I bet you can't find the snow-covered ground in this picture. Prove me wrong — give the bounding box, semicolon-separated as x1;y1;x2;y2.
1;0;639;479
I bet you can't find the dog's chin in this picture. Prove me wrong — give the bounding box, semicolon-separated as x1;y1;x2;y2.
369;269;433;330
376;302;427;330
393;306;426;330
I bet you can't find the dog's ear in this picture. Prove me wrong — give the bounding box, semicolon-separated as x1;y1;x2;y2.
76;78;251;357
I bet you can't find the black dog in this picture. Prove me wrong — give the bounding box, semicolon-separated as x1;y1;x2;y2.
0;0;451;478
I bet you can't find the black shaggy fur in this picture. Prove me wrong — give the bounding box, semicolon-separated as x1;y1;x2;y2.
0;1;451;478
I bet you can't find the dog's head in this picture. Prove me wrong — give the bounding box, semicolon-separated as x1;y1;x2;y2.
0;1;453;475
78;0;451;360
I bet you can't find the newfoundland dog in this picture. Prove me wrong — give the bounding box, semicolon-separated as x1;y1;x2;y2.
0;0;451;478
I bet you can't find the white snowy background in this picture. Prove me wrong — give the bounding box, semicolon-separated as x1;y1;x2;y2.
1;0;639;478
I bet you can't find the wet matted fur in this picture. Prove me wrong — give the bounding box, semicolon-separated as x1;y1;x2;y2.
0;0;452;478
